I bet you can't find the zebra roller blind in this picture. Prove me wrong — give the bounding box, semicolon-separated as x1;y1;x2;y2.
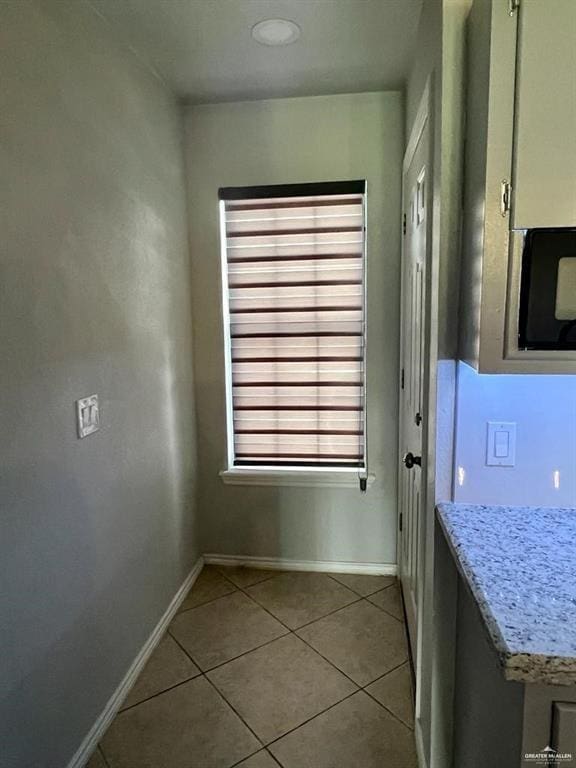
220;181;367;469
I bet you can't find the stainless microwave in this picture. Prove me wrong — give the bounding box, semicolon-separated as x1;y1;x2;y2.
518;228;576;350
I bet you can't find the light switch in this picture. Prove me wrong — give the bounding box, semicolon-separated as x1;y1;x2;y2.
76;394;100;438
486;422;516;467
494;430;509;458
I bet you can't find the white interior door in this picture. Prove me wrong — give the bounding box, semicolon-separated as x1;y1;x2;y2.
399;120;429;661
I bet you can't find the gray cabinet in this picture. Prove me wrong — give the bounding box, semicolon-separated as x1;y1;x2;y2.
521;691;576;766
512;0;576;229
459;0;576;373
552;702;576;755
435;517;576;768
448;567;576;768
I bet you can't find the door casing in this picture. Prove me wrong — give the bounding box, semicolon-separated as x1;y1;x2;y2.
397;78;436;749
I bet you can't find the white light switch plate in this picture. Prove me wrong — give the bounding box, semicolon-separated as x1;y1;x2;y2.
486;421;516;467
76;394;100;438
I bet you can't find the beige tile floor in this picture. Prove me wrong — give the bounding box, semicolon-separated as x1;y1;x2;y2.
87;566;417;768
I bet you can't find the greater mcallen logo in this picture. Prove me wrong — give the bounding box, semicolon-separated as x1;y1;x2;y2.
524;745;574;764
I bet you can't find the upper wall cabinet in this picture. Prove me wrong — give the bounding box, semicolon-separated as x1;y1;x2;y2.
459;0;576;373
512;0;576;229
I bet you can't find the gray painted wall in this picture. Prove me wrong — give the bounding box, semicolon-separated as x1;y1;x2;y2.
184;92;403;565
0;2;199;766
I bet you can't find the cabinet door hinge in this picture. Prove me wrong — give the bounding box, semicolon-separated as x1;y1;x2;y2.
509;0;520;15
403;212;406;236
500;180;512;216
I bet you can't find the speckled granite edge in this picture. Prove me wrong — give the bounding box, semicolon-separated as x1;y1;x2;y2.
504;652;576;686
437;502;576;687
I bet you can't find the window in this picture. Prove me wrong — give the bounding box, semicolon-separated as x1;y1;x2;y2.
220;181;367;472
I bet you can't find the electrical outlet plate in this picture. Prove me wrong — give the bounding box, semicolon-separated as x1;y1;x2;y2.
76;394;100;438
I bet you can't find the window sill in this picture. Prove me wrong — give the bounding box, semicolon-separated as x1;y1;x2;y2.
219;468;375;489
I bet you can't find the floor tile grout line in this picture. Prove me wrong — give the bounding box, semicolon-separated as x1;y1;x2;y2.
168;626;205;669
117;672;201;713
109;659;267;759
192;566;388;633
361;657;416;731
266;748;285;767
180;571;366;753
230;584;297;632
289;595;365;631
264;685;417;756
208;565;396;600
178;566;396;622
366;594;404;624
150;571;404;684
235;579;363;633
173;568;408;689
185;569;295;634
227;746;284;768
170;610;365;710
294;604;412;691
360;658;411;689
293;628;365;690
222;568;402;627
202;630;348;748
203;671;266;748
96;639;204;759
215;566;279;590
325;572;369;596
362;685;415;731
172;590;363;682
99;669;413;767
202;628;291;674
264;688;360;750
175;585;239;615
111;628;410;722
227;747;267;768
373;583;397;594
170;585;297;674
97;744;111;768
264;686;414;756
325;572;397;598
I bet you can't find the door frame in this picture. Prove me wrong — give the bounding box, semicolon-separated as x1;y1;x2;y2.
397;77;438;747
398;112;429;660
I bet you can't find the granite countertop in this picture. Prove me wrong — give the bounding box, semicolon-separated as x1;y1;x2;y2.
437;502;576;687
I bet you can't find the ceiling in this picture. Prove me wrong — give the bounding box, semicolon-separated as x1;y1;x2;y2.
91;0;423;103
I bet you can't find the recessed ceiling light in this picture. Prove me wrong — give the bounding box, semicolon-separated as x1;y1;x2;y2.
251;18;301;46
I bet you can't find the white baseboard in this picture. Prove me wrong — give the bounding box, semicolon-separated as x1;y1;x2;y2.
204;553;397;577
67;555;204;768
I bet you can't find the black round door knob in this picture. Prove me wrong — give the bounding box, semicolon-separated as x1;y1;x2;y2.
403;452;422;469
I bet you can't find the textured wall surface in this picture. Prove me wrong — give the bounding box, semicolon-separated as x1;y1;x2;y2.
0;2;199;766
185;92;403;565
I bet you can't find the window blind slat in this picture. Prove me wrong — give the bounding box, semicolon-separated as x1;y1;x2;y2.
231;331;363;339
227;252;362;264
222;186;366;468
233;405;363;411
